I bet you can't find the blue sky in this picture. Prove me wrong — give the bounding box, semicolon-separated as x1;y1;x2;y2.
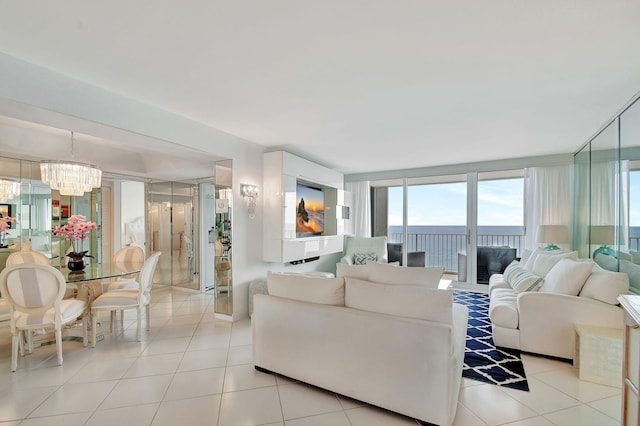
388;172;640;228
388;178;525;227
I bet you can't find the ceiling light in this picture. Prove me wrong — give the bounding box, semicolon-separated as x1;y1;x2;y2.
40;131;102;196
0;179;20;202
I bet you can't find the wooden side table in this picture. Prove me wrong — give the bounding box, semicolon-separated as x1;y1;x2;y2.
619;295;640;426
574;324;623;387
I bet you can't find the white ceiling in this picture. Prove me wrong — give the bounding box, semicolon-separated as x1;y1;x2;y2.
1;1;639;175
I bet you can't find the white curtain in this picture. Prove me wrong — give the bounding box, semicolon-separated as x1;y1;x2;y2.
524;165;573;251
345;181;371;237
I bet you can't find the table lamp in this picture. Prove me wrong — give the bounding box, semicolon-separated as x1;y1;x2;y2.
536;225;570;251
591;225;616;259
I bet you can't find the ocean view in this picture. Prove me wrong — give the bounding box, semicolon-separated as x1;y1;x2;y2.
387;225;640;271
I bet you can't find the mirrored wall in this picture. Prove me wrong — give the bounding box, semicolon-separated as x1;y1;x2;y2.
574;94;640;293
148;182;199;290
213;159;233;315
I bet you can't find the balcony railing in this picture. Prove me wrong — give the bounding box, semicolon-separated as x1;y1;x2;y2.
388;232;525;273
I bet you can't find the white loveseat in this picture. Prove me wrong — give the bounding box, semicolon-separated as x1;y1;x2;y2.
252;263;468;426
489;248;629;360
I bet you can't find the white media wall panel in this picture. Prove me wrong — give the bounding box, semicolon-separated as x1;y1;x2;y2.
263;151;347;263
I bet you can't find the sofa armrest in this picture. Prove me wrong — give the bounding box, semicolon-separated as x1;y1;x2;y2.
517;292;623;359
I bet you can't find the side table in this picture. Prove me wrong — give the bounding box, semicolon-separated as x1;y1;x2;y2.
619;295;640;426
574;324;623;387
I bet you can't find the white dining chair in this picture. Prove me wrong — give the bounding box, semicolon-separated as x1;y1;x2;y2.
0;264;88;371
105;245;146;292
6;250;51;266
90;251;161;347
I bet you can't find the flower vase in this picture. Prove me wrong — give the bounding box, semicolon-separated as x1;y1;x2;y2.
67;252;87;271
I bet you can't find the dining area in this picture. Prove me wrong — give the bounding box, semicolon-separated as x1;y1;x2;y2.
0;239;161;371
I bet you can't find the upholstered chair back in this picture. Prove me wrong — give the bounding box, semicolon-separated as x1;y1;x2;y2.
6;250;51;266
113;246;145;270
340;236;388;265
1;264;65;321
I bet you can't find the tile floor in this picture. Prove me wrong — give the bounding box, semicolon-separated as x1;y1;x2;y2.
0;287;622;426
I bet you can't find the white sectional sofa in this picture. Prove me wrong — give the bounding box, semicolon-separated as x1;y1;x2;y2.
252;263;468;426
488;248;629;360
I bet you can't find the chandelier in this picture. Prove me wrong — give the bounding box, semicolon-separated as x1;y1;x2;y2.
40;131;102;196
0;179;20;202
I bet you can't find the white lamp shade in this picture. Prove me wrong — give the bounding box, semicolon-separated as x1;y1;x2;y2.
536;225;570;244
591;225;615;245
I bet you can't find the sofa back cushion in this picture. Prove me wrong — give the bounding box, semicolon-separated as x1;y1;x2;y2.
366;261;443;287
267;272;345;306
579;270;630;304
531;251;578;277
336;263;370;280
503;261;544;292
538;259;593;296
344;277;453;324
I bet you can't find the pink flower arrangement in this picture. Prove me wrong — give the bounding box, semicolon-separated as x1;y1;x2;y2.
0;216;15;247
52;214;97;256
0;216;15;235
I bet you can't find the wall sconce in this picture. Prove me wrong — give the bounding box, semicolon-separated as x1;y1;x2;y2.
241;184;258;219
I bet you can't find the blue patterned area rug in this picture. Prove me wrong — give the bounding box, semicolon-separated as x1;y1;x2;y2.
454;290;530;391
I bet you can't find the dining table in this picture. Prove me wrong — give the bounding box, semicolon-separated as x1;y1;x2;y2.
56;261;143;344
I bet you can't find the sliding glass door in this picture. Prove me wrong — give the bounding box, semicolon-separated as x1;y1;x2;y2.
372;169;524;286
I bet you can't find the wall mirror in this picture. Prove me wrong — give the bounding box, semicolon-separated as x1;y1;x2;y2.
574;94;640;294
214;159;232;315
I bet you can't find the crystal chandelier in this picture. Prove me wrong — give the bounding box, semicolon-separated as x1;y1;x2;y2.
40;131;102;196
0;179;20;202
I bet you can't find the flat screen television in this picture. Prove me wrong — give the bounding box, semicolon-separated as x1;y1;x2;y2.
296;182;324;237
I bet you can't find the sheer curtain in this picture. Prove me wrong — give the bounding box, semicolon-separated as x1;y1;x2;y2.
345;181;371;237
524;165;573;251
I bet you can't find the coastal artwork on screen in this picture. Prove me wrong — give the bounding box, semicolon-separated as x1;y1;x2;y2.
296;183;324;237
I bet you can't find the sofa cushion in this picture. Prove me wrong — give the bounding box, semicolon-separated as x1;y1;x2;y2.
502;261;544;293
531;251;578;277
488;288;519;329
344;277;452;324
353;252;377;265
538;259;593;296
267;272;345;306
366;261;443;287
519;248;533;266
524;247;546;271
336;263;370;280
579;269;630;304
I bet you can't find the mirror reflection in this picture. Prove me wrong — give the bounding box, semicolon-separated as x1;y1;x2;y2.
214;159;232;315
575;95;640;294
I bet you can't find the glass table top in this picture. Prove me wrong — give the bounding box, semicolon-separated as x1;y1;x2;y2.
57;261;141;283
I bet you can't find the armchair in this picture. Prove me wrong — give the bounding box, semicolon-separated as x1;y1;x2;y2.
340;236;388;265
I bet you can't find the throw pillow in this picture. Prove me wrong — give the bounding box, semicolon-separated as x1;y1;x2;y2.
502;260;522;283
353;252;377;265
503;262;544;292
344;277;453;324
266;271;345;306
519;248;533;266
524;247;546;271
531;251;578;277
538;259;593;296
579;269;629;305
336;263;370;280
366;261;444;287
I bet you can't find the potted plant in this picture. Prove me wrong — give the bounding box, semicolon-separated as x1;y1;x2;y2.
52;214;97;271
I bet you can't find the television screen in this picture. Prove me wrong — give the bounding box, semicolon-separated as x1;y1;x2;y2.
296;183;324;237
